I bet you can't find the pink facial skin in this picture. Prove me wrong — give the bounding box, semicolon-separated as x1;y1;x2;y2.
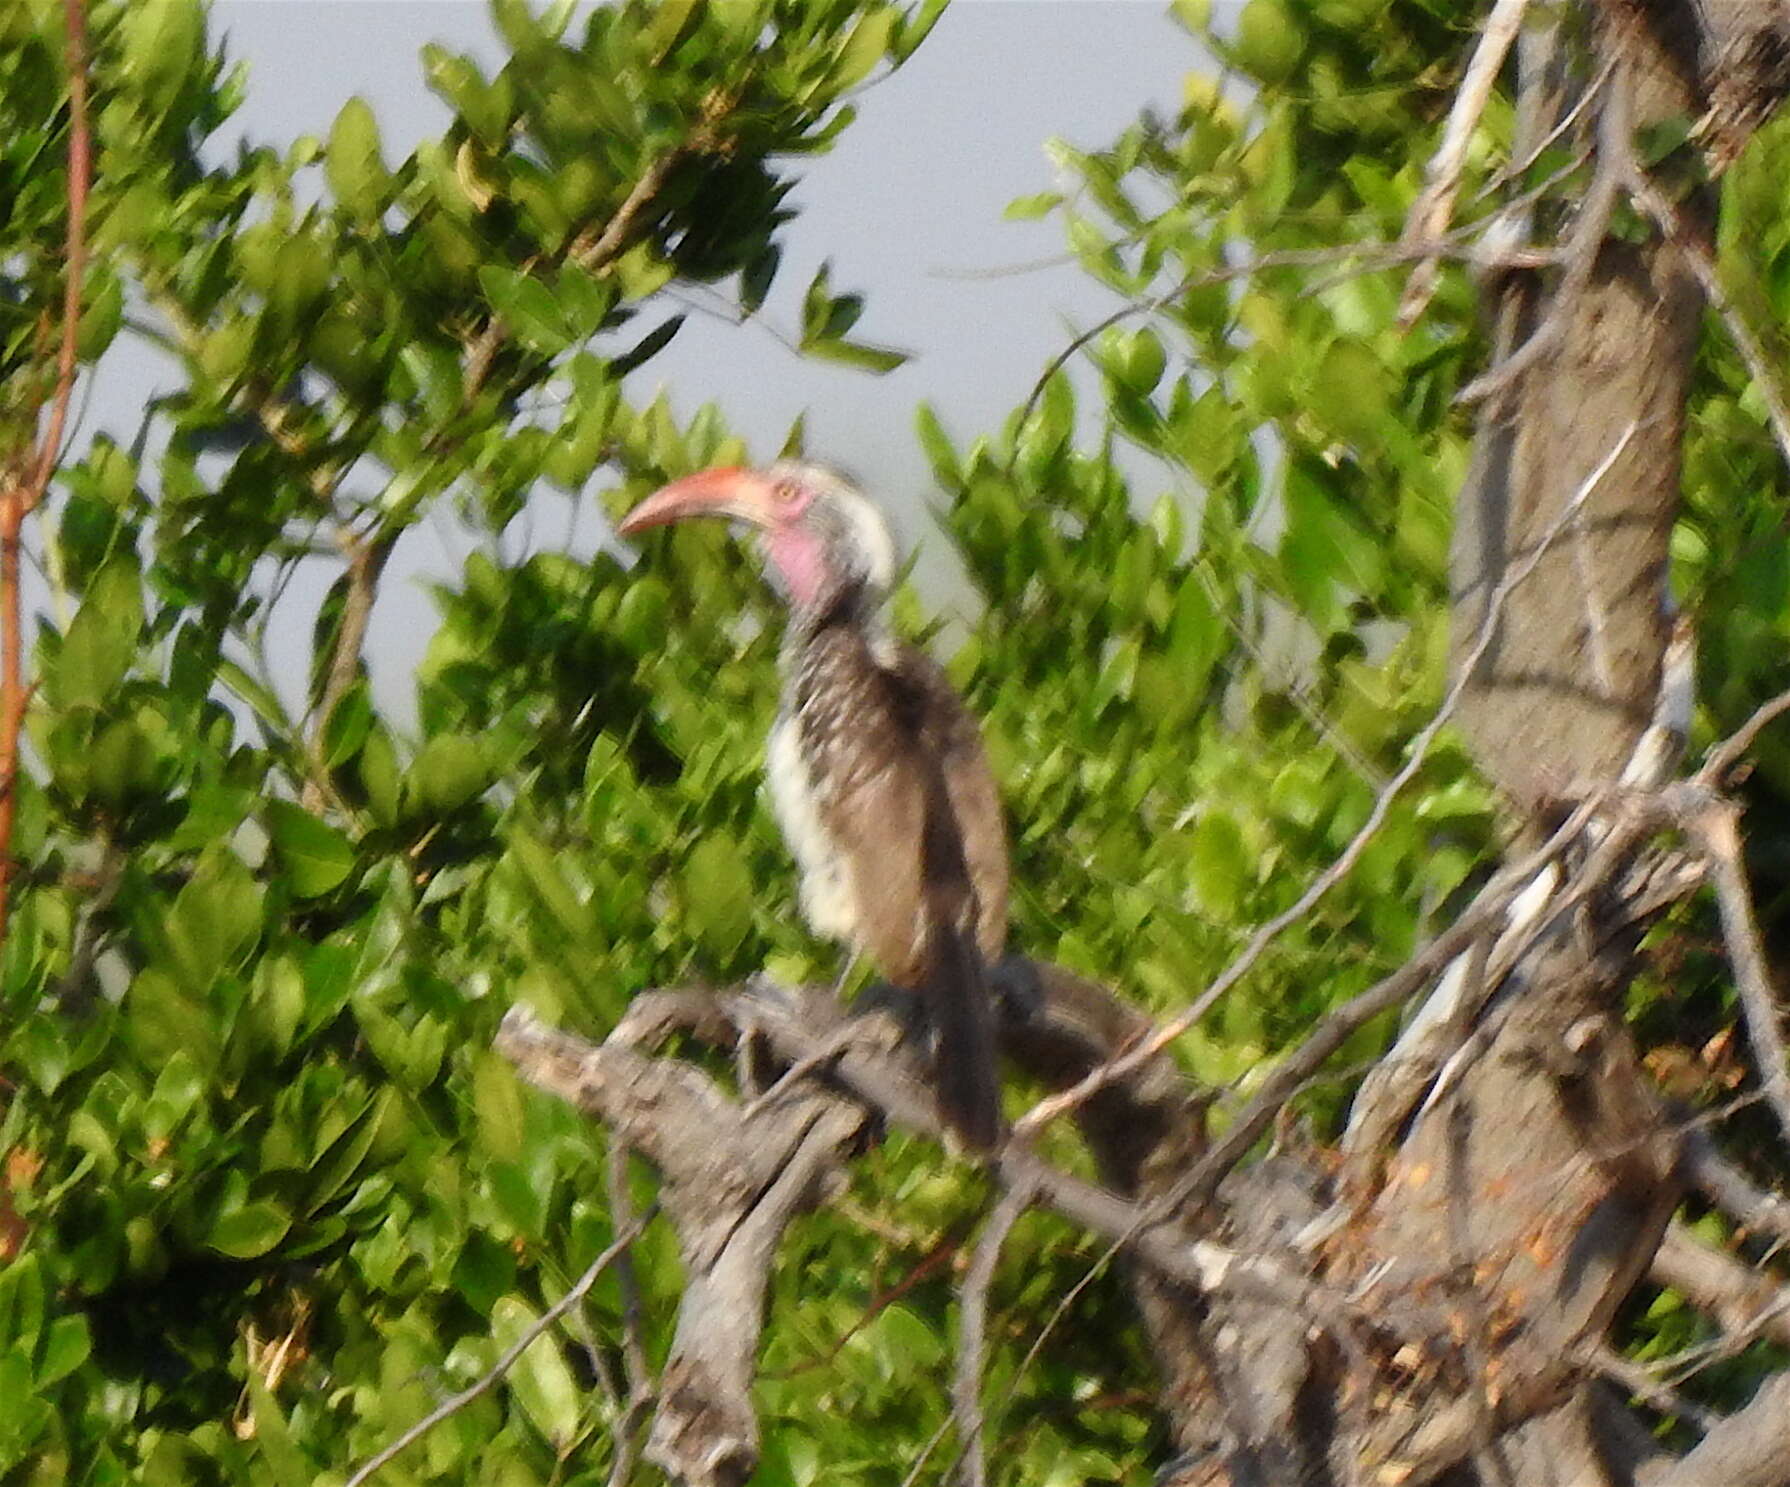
763;520;830;608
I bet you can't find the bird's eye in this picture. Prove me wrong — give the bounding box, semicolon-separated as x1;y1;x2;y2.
773;479;809;513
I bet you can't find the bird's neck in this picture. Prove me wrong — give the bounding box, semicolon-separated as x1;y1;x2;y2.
782;578;895;667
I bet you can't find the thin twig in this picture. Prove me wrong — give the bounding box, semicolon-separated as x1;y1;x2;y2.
605;1138;651;1398
1397;0;1531;326
1693;799;1790;1149
1173;798;1602;1207
1014;422;1638;1139
1680;1127;1790;1248
766;1226;970;1380
1698;686;1790;787
1591;1348;1721;1432
1009;234;1553;440
604;1390;655;1487
306;527;395;809
950;1184;1033;1487
1628;168;1790;481
0;0;90;949
898;1414;959;1487
1651;1219;1790;1352
342;1207;657;1487
1458;73;1625;405
569;143;693;272
738;1022;862;1120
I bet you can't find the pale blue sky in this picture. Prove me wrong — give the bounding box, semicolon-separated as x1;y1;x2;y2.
79;2;1203;722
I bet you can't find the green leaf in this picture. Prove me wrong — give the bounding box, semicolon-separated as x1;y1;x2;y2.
55;572;141;709
915;403;962;487
608;313;685;378
1004;191;1063;221
164;851;264;989
35;1314;91;1388
1233;0;1305;84
683;833;753;956
326;96;389;219
451;1231;517;1315
168;783;255;853
216;659;295;741
264;800;356;899
823;7;894;93
0;1253;46;1351
490;1295;582;1447
207;1202;291;1259
892;0;948;62
245;1371;309;1487
88;717;157;807
406;733;492;816
741;244;781;316
1172;0;1211;33
0;1352;48;1469
641;0;701;60
802;336;910;373
477;265;572;355
118;0;204;115
473;1051;526;1161
504;828;590;945
1187;812;1250;920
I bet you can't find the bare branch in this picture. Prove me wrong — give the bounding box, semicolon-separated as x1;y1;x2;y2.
306;527;396;809
1173;804;1602;1209
1592;1347;1721;1431
343;1209;657;1487
951;1184;1033;1487
1680;1128;1790;1248
1698;686;1790;788
1458;69;1624;404
1650;1220;1790;1351
724;985;1358;1334
498;1002;868;1486
1691;797;1790;1148
1628;166;1790;482
1646;1372;1790;1487
606;1139;651;1392
1398;0;1531;325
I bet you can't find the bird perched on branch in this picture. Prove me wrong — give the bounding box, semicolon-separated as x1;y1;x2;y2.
618;462;1008;1150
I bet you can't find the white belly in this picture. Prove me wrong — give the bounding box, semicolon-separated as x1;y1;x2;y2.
766;717;858;944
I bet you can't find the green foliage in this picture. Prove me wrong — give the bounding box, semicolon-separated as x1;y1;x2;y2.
0;1;936;1482
4;0;1790;1482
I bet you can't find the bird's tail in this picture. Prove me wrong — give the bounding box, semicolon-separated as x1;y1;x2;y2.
921;926;1003;1152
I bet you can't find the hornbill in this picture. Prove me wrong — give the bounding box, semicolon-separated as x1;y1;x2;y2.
618;462;1008;1150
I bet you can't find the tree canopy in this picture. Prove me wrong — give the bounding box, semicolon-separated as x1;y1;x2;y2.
4;1;1790;1485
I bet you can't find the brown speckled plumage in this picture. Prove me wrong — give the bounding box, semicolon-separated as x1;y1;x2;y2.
769;596;1008;1150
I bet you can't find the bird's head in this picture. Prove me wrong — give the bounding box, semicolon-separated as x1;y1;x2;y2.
617;460;898;618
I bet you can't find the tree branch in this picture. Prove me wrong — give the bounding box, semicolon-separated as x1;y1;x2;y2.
1398;0;1532;325
342;1209;657;1487
1650;1220;1790;1350
1645;1372;1790;1487
1680;1127;1790;1248
951;1184;1032;1487
1689;796;1790;1148
0;0;90;948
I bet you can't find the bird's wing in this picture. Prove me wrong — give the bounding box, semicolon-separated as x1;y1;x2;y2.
801;628;1001;1146
896;646;1010;961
